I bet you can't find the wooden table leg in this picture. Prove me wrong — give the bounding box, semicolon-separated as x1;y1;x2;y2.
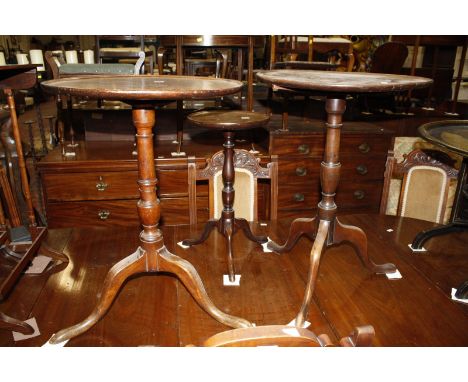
49;108;253;344
182;130;266;282
0;311;35;335
294;219;329;327
268;97;395;274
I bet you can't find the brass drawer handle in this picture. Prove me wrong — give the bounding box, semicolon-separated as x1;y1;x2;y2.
358;142;371;154
293;193;305;202
353;190;365;200
96;176;108;191
98;210;110;220
295;167;307;176
356;164;368;175
297;144;310;155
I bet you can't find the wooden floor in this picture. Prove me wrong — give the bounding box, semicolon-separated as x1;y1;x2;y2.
0;213;467;347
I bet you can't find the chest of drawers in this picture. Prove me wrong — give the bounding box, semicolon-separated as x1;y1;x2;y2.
269;119;393;219
37;141;211;228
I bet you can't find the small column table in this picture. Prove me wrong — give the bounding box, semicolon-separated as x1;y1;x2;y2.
256;70;432;326
41;75;253;344
181;110;270;282
412;120;468;248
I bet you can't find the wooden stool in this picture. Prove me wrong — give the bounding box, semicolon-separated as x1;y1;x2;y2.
182;110;270;282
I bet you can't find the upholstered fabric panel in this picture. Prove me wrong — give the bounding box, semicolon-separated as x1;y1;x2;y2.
400;167;447;223
212;169;255;221
385;136;461;223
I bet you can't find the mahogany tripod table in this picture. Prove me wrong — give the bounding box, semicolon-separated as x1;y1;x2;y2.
256;70;433;326
181;110;270;282
41;75;253;344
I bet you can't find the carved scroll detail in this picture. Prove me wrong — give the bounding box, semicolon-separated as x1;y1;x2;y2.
198;149;270;178
396;149;459;178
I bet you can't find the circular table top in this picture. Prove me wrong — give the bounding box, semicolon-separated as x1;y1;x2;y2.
256;70;433;94
41;75;243;102
418;120;468;157
187;110;270;131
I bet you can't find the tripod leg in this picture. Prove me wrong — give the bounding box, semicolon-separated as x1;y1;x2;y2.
333;217;396;274
295;220;328;328
267;217;317;253
158;246;252;328
48;248;147;344
0;311;35;335
181;219;218;247
236;218;268;244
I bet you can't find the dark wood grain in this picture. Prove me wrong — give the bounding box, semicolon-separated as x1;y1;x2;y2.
0;214;466;346
41;75;243;102
257;70;433;94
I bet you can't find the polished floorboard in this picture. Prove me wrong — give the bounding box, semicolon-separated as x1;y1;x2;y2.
0;214;467;347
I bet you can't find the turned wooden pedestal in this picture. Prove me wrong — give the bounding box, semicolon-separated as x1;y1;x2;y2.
41;75;254;344
181;110;270;281
257;70;433;326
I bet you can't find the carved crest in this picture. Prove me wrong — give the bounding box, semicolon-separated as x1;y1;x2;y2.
198;149;270;179
397;149;459;178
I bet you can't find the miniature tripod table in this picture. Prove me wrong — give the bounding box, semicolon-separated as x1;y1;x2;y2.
181;110;270;282
256;70;433;326
41;75;253;344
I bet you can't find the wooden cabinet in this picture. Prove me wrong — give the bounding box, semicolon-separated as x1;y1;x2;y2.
38;121;392;228
269;119;393;219
37;141;211;228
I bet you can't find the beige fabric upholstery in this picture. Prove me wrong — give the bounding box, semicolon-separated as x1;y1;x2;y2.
212;168;255;221
400;166;448;223
384;137;461;224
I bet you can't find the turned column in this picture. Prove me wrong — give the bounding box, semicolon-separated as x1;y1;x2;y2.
319;97;346;237
221;131;236;223
133;108;162;251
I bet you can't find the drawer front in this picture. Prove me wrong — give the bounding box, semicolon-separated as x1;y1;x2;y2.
278;159;320;182
277;179;383;211
43;169;189;202
270;136;324;157
278;157;386;182
43;171;139;201
340;135;390;157
336;180;383;210
339;157;386;181
277;182;321;209
46;197;210;228
46;200;139;228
